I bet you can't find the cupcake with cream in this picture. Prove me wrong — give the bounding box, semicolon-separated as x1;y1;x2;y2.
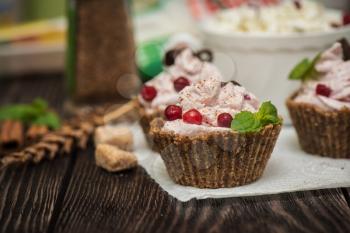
150;76;282;188
137;47;221;147
287;39;350;158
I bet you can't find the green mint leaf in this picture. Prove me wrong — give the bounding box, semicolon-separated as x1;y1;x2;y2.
0;99;60;129
231;102;281;133
260;115;280;125
231;111;262;133
256;101;281;125
32;111;61;130
256;101;277;118
0;105;41;122
304;53;321;81
289;54;321;81
288;58;310;80
31;98;48;113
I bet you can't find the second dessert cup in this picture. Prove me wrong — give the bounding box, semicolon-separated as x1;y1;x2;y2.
137;101;163;149
287;93;350;159
286;40;350;159
137;47;220;149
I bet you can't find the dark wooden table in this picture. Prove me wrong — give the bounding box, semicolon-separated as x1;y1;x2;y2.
0;75;350;233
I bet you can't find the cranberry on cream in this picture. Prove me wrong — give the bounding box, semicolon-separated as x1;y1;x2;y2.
138;48;221;114
294;42;350;110
163;77;260;136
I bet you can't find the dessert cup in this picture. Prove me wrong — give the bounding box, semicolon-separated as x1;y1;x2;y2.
149;75;282;189
287;93;350;159
137;47;220;149
286;40;350;159
150;118;282;188
137;100;163;149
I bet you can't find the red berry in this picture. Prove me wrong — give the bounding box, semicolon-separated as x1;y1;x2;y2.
343;12;350;26
165;105;182;121
141;85;157;102
174;77;190;92
217;113;233;128
316;84;332;97
183;109;202;125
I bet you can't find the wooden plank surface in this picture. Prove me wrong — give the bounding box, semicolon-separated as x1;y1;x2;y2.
0;75;73;233
51;143;350;233
345;188;350;208
1;76;350;233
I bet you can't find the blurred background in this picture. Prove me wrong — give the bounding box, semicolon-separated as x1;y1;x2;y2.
0;0;349;77
0;0;65;75
0;0;350;116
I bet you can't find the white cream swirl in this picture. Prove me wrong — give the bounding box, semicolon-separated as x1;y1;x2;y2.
294;42;350;110
163;76;260;135
138;48;221;114
206;0;343;35
167;48;221;83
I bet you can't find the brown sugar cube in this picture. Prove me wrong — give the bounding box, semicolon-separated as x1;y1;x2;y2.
94;125;133;151
95;144;137;173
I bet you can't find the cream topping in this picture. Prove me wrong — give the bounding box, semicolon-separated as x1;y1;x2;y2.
167;48;221;83
162;120;230;136
206;0;343;35
163;76;260;136
138;48;221;114
295;42;350;110
138;72;178;114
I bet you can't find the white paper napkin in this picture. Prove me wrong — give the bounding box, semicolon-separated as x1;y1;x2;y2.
128;123;350;202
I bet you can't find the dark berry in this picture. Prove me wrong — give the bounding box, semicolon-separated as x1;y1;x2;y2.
165;105;182;121
174;77;190;92
293;0;302;10
316;84;332;97
141;85;157;102
217;113;233;128
338;38;350;61
221;80;241;87
183;109;203;125
244;94;251;100
343;12;350;26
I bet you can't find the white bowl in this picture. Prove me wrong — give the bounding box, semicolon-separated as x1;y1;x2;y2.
201;25;350;124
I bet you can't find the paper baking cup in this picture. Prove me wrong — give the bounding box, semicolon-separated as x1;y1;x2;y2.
287;94;350;159
150;118;282;188
137;101;163;150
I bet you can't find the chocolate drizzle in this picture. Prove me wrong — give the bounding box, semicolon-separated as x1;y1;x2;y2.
194;49;213;63
338;38;350;61
163;49;182;66
164;48;214;66
221;80;241;87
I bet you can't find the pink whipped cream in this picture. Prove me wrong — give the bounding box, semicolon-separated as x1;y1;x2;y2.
163;76;260;135
294;43;350;110
138;48;221;114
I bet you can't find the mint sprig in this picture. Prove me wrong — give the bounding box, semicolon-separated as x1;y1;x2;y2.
32;111;61;130
231;101;281;133
0;98;61;130
288;53;320;81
